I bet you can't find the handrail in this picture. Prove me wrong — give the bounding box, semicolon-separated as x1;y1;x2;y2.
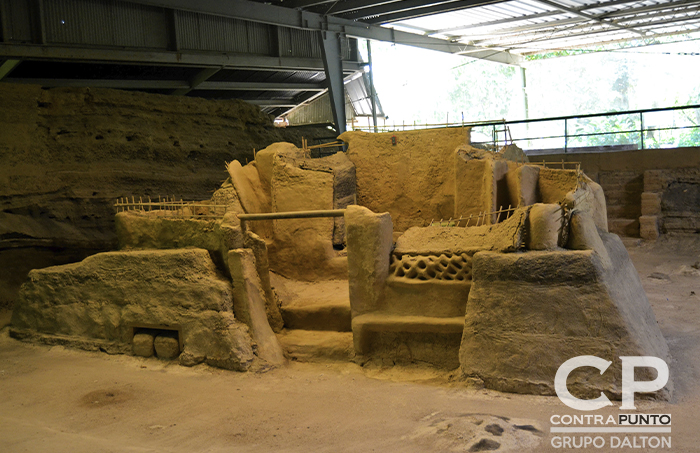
352;104;700;153
470;104;700;153
471;104;700;128
238;210;346;221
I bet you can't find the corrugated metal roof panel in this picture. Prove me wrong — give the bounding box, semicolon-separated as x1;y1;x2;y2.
44;0;169;49
176;10;273;54
391;0;700;54
4;0;35;42
345;72;385;117
284;92;355;126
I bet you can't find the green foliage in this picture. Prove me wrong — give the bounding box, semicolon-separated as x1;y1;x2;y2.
523;34;698;62
446;60;518;122
568;115;640;147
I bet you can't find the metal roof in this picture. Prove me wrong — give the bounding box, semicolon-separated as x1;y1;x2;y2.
269;0;700;54
389;0;700;54
2;0;698;126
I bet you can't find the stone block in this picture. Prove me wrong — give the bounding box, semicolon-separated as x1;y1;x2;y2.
537;167;579;204
644;170;664;192
454;150;510;225
268;152;339;280
506;165;539;208
323;152;356;246
132;332;155;357
607;218;639;237
255;142;298;191
641;192;661;215
228;248;285;366
639;215;659;240
567;210;611;267
526;203;564;250
154;334;180;359
244;231;283;332
455;156;492;219
345;205;393;317
227;160;272;238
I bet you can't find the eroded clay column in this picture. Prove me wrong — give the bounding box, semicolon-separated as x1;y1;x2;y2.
344;205;393;317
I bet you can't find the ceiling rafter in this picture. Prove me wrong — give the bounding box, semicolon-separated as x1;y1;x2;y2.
466;4;700;47
528;0;647;36
364;0;507;24
127;0;522;65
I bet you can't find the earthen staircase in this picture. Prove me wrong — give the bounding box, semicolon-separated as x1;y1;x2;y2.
274;278;354;362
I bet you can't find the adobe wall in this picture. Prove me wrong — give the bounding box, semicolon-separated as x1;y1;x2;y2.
339;128;471;233
0;83;329;309
538;147;700;236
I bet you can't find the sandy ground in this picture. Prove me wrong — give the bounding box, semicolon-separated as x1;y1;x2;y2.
1;236;699;452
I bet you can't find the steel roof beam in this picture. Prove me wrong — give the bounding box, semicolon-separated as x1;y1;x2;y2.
600;2;700;20
0;44;361;73
3;78;328;92
354;0;507;24
4;78;189;89
198;81;326;91
246;100;298;107
328;0;419;15
278;0;338;8
529;0;647;36
327;0;400;15
123;0;522;65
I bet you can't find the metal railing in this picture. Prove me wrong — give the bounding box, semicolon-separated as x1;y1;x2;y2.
470;104;700;154
350;104;700;154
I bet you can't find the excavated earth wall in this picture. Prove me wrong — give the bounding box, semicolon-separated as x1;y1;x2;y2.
0;83;329;309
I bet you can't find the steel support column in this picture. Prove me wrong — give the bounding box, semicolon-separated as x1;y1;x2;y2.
318;30;346;134
367;40;378;133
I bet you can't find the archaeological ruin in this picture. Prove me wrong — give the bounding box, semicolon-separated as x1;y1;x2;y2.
4;0;700;449
8;125;673;400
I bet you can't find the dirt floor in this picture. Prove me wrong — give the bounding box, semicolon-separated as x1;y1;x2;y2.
1;236;699;452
